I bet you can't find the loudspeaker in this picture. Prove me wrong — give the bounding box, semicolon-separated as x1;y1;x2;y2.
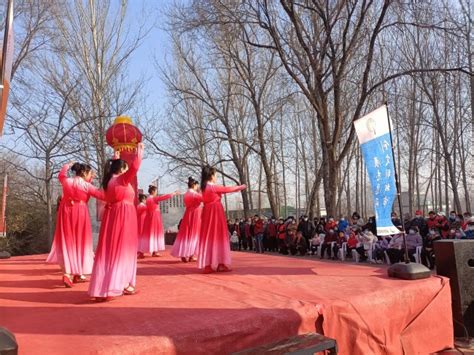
0;327;17;355
434;240;474;338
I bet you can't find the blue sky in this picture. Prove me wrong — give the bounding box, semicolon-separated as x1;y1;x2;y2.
127;1;176;191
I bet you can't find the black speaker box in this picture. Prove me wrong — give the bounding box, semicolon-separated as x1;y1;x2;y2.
0;327;17;355
434;240;474;338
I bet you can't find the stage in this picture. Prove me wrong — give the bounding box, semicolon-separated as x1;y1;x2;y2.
0;250;453;354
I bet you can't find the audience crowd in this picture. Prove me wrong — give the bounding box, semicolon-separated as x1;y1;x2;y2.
227;210;474;269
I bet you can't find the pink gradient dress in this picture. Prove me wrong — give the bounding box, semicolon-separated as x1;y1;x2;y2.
46;164;104;275
170;189;202;258
88;147;143;298
140;193;174;253
198;183;245;269
137;202;147;241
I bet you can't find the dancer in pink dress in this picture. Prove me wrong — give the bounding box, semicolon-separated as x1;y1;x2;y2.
136;194;147;259
88;144;143;301
46;163;104;287
198;166;246;273
171;177;202;263
140;186;179;257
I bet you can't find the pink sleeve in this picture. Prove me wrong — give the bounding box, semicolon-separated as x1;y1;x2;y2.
118;145;143;185
87;184;106;201
58;164;71;184
210;184;245;194
153;193;174;203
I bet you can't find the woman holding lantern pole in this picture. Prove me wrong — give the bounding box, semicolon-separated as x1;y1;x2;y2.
88;143;143;301
139;186;179;258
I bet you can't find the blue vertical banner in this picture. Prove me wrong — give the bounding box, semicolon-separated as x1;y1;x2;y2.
354;105;400;235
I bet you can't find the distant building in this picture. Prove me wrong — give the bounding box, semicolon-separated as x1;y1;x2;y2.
160;194;185;231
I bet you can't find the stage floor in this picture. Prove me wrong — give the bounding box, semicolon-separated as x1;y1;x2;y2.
0;250;453;354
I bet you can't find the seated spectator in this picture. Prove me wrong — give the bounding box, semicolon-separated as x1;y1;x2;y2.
405;226;423;262
463;217;474;239
454;229;465;239
436;214;450;238
290;231;308;256
386;232;404;264
391;212;401;228
346;230;359;258
325;217;337;233
373;235;390;263
462;212;472;231
309;234;321;255
331;231;346;260
320;229;337;259
407;210;428;237
351;212;365;228
355;230;376;262
421;229;441;269
230;231;239;251
338;218;349;233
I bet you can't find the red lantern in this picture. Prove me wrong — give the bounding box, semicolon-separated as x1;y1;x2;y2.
105;116;142;152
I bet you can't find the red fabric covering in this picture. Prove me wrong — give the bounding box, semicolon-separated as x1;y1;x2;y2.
0;251;453;354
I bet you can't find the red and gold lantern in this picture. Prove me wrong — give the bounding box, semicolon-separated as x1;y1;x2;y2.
105;115;142;152
106;115;143;206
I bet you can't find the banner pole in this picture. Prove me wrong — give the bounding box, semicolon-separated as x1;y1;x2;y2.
384;103;410;264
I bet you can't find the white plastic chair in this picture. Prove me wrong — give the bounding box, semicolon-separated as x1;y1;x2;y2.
414;246;423;264
339;242;347;261
367;242;374;262
352;249;360;262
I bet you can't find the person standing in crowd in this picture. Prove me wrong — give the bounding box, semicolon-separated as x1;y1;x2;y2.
253;215;265;253
232;219;241;250
277;217;288;254
239;218;247;250
298;215;315;246
88;144;143;301
47;162;105;287
140;185;179;257
230;231;239;251
244;217;253;250
198;166;246;273
266;217;278;252
136;194;147;259
171;177;202;263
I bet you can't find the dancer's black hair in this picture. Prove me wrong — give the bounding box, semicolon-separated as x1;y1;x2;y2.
148;185;157;194
70;162;85;177
200;165;216;191
188;177;198;188
102;159;128;190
